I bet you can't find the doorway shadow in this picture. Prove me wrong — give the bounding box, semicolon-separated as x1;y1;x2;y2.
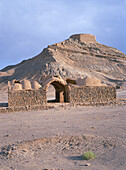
0;103;8;107
47;99;60;103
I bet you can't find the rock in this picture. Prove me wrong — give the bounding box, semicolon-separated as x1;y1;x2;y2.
22;149;28;152
85;163;91;166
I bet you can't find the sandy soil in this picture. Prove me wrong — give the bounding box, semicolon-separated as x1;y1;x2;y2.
0;87;126;170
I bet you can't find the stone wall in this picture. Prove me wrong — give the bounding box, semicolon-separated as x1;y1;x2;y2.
8;87;47;109
70;34;96;43
6;83;117;113
69;85;116;105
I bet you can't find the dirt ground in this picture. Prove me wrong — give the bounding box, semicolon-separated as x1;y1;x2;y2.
0;86;126;170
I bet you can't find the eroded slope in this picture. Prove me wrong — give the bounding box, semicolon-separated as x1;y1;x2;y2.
0;35;126;89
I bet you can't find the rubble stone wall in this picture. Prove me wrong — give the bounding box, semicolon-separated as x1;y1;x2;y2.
7;84;116;113
8;87;47;109
69;85;116;105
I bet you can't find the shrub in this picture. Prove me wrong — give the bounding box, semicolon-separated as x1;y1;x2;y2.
82;151;96;160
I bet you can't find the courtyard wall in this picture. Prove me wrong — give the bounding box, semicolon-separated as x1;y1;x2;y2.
8;87;47;110
69;85;116;105
7;83;116;112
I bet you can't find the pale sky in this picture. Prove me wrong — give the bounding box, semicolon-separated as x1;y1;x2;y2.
0;0;126;70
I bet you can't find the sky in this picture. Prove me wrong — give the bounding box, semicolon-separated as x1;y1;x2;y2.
0;0;126;70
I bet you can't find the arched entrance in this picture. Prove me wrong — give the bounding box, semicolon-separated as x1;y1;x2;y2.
46;80;70;103
47;84;55;102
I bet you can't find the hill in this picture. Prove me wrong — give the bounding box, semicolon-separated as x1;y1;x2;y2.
0;34;126;89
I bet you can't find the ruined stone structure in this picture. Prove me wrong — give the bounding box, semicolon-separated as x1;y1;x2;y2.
70;34;96;43
7;76;116;111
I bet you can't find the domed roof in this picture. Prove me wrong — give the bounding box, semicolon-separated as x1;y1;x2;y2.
31;81;42;89
11;83;22;91
76;76;103;86
21;79;32;90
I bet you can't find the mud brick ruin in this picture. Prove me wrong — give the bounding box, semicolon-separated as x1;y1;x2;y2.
7;76;116;112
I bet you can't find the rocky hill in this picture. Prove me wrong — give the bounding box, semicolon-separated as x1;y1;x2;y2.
0;34;126;89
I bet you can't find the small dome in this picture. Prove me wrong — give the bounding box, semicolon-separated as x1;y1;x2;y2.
21;79;32;90
31;81;42;89
76;76;103;86
11;83;22;91
12;79;17;84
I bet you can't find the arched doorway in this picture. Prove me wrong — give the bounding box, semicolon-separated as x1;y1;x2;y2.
47;84;55;102
46;80;70;103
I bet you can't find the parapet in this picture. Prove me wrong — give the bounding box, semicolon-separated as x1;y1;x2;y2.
70;34;96;43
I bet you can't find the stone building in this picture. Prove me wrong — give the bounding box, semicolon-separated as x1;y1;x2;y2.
8;76;116;111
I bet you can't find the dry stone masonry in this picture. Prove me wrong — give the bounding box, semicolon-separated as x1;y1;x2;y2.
8;88;47;109
70;85;116;105
6;76;116;112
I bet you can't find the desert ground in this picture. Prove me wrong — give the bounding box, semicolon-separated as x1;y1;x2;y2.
0;84;126;170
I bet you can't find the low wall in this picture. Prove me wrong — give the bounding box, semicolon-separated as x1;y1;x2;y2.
6;84;116;113
69;85;116;105
8;87;47;109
